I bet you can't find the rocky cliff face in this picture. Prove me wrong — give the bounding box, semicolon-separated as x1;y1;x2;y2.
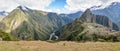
80;9;119;31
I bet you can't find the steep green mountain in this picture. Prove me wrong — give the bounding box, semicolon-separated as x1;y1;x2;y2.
59;9;120;42
80;9;119;31
0;6;72;40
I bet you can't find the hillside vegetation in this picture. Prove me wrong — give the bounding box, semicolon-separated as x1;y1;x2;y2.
0;30;13;41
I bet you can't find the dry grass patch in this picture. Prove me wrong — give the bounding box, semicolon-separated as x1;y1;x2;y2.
0;41;120;51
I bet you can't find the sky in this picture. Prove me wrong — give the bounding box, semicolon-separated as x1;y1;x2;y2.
0;0;120;14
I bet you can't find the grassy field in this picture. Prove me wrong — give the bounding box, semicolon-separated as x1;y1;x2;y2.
0;41;120;51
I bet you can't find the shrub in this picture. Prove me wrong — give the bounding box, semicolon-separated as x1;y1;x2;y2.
97;38;106;42
0;30;14;41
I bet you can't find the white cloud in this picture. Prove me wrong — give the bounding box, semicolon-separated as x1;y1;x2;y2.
0;0;19;11
0;0;120;13
45;8;68;14
65;0;120;13
15;0;54;10
0;0;54;12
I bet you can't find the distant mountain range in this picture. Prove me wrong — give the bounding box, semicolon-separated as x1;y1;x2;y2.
0;11;8;16
67;11;82;20
0;11;8;21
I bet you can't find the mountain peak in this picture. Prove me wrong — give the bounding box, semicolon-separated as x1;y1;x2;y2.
80;9;95;23
17;6;30;11
107;2;120;8
81;9;93;17
84;9;92;15
111;2;120;6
